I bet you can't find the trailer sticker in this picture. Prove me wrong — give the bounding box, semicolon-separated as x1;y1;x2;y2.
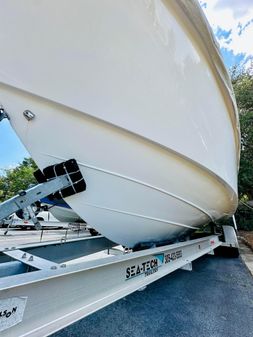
125;254;164;280
125;250;183;280
0;297;27;332
164;250;182;263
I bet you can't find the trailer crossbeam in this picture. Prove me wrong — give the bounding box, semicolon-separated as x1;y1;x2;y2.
3;250;59;270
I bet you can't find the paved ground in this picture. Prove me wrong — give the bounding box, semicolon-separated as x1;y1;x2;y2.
53;251;253;337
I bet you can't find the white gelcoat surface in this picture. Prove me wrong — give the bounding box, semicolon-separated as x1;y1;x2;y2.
0;1;239;247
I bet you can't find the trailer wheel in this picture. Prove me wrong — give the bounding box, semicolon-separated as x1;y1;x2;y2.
214;246;239;258
215;225;240;258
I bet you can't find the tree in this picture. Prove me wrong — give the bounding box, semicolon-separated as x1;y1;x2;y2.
0;158;37;202
231;65;253;229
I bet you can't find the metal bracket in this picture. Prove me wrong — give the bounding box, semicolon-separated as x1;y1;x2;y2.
3;249;59;270
26;205;42;230
0;107;9;122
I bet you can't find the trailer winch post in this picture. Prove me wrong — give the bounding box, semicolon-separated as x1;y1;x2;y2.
0;175;71;223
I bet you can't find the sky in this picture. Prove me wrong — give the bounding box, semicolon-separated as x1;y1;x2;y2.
0;0;253;170
199;0;253;68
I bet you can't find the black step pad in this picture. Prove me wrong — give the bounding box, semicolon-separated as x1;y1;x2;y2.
34;159;86;199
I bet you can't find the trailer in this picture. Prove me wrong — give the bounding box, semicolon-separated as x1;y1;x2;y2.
0;160;239;336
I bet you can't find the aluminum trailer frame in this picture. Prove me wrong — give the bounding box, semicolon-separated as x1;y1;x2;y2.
0;168;239;336
0;233;226;337
0;156;239;336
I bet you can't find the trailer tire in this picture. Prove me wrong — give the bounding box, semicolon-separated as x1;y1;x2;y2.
214;246;239;258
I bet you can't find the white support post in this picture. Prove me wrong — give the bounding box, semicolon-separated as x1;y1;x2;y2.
180;262;192;271
232;215;238;231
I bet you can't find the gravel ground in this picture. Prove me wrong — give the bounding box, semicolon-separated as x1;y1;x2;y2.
239;231;253;250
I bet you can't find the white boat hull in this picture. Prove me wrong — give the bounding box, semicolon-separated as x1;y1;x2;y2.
0;0;239;247
48;206;83;224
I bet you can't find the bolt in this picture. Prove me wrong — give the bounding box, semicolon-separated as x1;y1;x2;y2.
23;110;35;121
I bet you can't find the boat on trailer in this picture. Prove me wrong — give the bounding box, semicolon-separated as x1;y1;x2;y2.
0;0;240;248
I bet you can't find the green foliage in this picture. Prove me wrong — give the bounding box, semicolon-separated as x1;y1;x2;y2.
238;108;253;199
235;205;253;231
231;65;253;230
231;66;253;113
0;158;37;202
